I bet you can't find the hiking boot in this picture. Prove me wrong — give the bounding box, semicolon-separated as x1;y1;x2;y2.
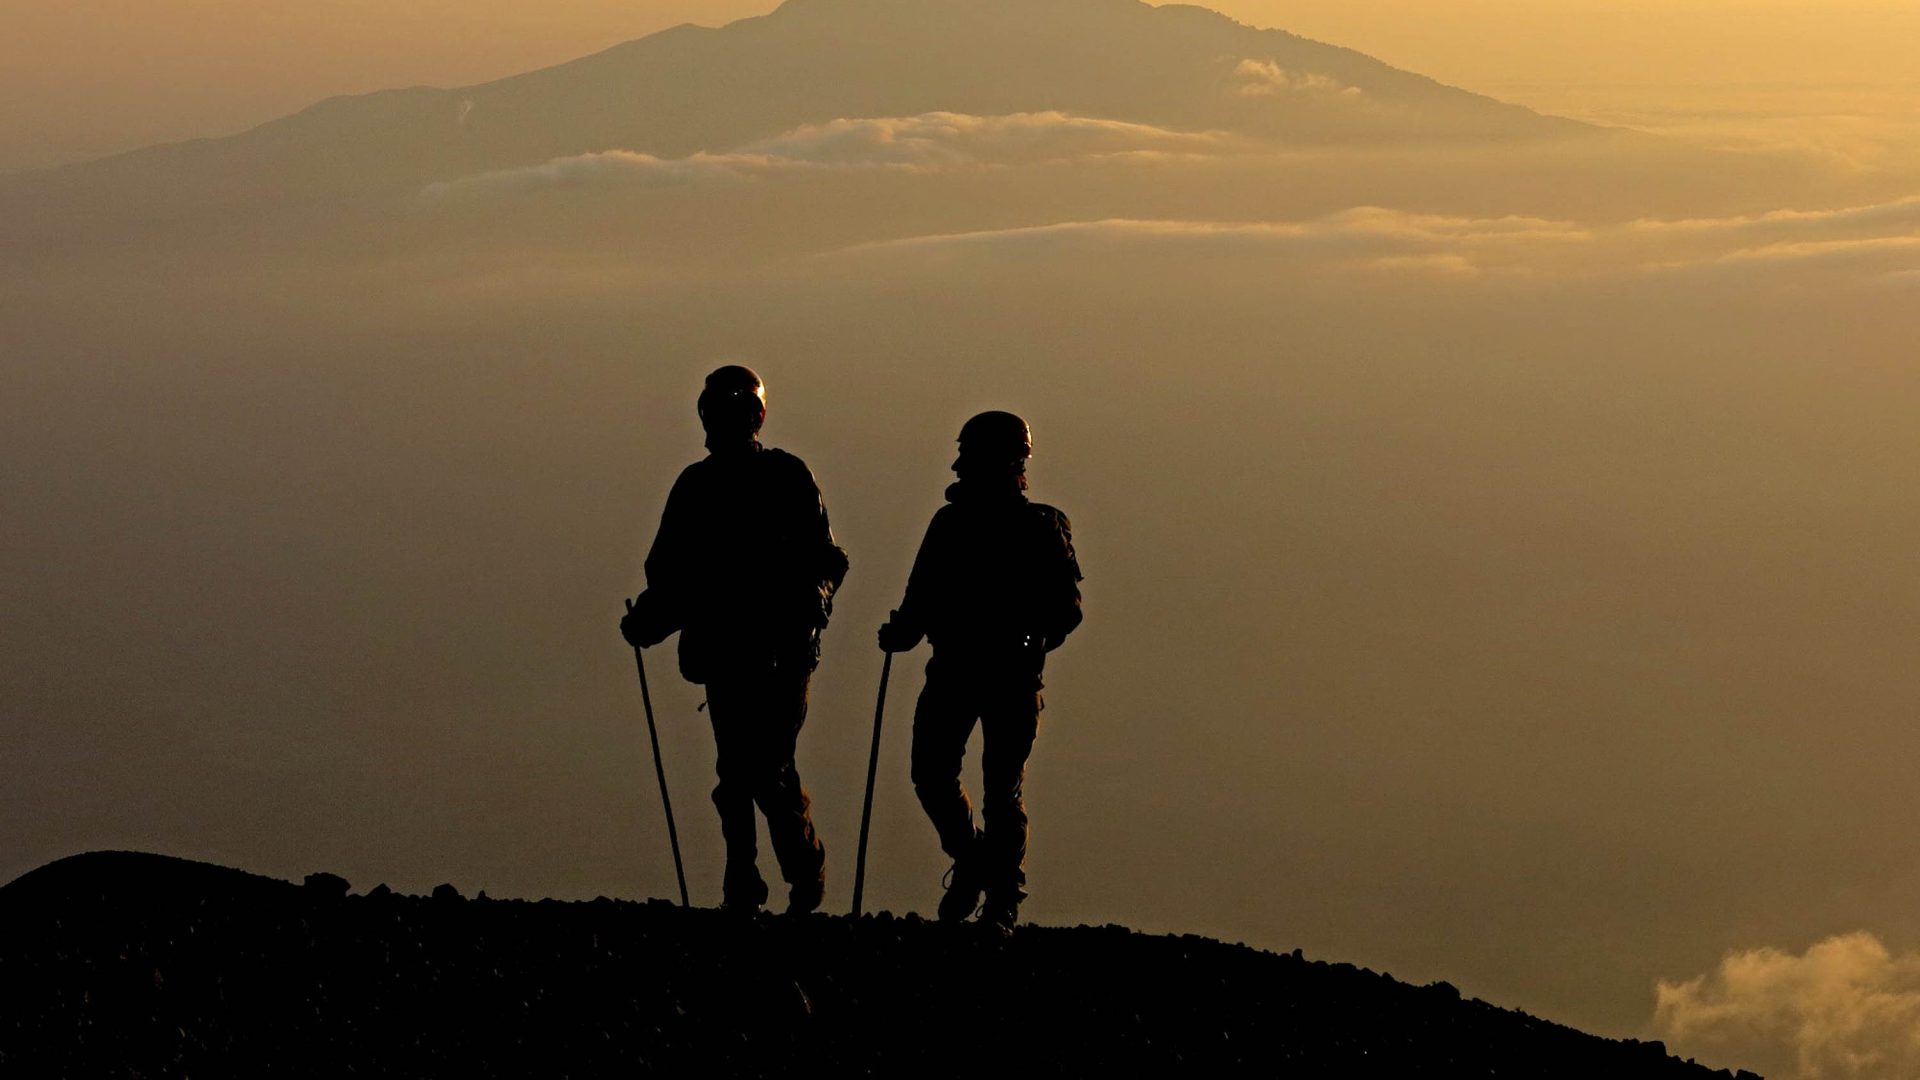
785;876;825;916
979;895;1020;938
721;873;768;913
937;860;984;923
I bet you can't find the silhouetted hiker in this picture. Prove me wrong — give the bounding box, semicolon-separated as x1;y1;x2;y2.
621;365;848;914
877;411;1083;934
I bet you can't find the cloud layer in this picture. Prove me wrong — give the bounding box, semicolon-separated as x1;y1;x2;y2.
739;111;1244;166
1655;933;1920;1080
833;209;1589;276
832;197;1920;284
422;111;1919;287
425;111;1248;198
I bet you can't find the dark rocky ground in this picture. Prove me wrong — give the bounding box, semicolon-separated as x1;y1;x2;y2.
1;851;1758;1078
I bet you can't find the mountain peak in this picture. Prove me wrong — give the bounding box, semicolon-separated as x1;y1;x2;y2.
2;0;1589;219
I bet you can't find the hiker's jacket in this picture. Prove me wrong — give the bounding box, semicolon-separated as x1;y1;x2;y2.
894;482;1082;666
644;442;848;683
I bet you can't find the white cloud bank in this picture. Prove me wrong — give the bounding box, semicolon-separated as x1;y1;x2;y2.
1654;932;1920;1080
740;111;1244;166
424;111;1247;199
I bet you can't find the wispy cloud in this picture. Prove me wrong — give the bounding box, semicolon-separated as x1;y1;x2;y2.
1630;196;1920;244
424;111;1248;199
828;195;1920;283
737;111;1245;166
832;209;1589;275
1655;933;1920;1080
423;150;766;199
1636;203;1920;282
1713;235;1920;269
1232;59;1361;99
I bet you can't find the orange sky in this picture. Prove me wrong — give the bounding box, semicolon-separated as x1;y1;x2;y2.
2;0;1915;173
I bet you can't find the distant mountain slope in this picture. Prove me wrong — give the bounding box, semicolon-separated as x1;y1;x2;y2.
1;0;1590;216
1;852;1754;1077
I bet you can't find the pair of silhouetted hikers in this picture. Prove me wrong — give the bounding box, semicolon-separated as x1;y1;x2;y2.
619;366;1083;935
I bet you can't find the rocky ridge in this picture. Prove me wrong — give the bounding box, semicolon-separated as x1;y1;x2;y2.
0;851;1757;1078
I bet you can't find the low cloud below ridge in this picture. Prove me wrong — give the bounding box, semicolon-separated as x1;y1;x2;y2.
421;112;1918;286
1233;59;1361;99
424;111;1250;199
1655;933;1920;1080
827;199;1920;284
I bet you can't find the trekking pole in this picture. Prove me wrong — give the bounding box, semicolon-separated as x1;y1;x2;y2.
626;598;689;908
850;644;894;917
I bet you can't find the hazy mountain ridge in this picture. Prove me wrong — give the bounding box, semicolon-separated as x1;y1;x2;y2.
0;851;1757;1077
0;0;1589;222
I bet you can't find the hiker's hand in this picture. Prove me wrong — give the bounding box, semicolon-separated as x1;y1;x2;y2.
877;618;922;653
621;593;675;648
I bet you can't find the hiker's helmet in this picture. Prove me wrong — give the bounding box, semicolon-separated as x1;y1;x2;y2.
957;410;1033;461
698;365;767;438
